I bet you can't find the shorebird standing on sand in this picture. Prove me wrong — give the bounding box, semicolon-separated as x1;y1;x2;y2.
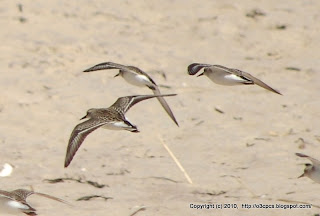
65;94;177;167
187;63;281;95
83;62;179;126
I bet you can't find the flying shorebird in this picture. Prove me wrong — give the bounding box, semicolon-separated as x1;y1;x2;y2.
187;63;282;95
83;62;179;126
0;189;69;215
296;153;320;183
64;94;176;168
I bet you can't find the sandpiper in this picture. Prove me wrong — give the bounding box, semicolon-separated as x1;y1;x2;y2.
0;189;69;215
296;153;320;183
65;94;176;167
187;63;282;95
83;62;179;126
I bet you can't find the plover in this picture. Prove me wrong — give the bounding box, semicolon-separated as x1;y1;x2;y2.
296;153;320;183
83;62;179;126
187;63;281;95
65;94;176;167
0;189;69;215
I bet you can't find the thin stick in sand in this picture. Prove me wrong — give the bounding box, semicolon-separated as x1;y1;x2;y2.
158;135;193;184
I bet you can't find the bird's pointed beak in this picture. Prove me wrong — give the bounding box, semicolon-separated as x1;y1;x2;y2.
197;72;204;77
298;173;305;178
80;115;87;120
114;73;120;78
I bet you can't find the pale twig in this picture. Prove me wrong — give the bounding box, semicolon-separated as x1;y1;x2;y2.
158;135;193;184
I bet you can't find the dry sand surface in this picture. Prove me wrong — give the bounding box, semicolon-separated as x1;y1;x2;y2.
0;0;320;215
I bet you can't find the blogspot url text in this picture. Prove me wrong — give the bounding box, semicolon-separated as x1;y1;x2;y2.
189;203;312;210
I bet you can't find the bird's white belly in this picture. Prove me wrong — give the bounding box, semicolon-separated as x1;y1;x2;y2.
207;73;246;86
102;122;131;130
0;198;29;214
122;72;153;87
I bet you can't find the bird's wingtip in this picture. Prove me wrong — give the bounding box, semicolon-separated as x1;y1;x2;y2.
64;160;69;168
296;153;305;157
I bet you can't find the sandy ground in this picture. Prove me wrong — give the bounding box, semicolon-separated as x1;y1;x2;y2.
0;0;320;215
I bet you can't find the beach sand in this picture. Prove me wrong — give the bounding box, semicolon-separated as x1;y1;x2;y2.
0;0;319;215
